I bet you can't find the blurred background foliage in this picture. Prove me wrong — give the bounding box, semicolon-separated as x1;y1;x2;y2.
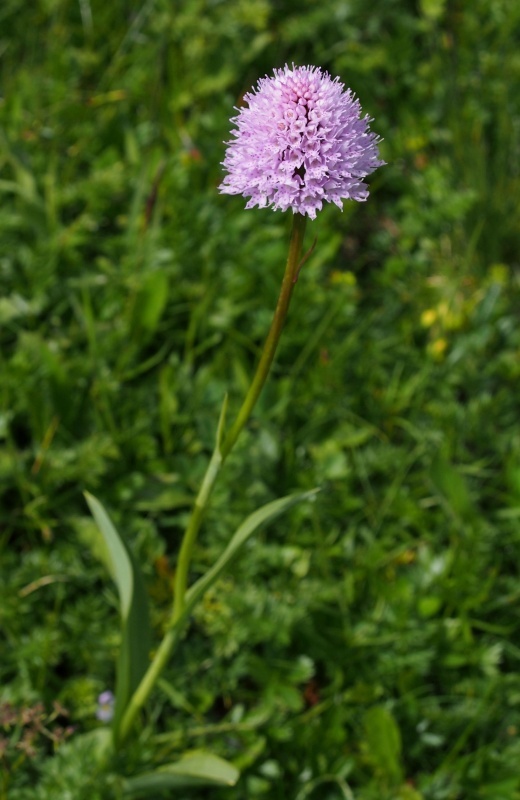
1;0;520;797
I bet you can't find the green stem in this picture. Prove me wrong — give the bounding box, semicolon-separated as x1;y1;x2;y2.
220;212;307;458
171;445;222;625
117;628;178;745
117;213;307;745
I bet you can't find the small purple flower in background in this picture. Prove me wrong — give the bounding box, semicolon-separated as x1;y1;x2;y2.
96;690;115;723
219;64;385;220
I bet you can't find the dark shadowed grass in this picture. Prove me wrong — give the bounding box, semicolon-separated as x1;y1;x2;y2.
1;0;520;798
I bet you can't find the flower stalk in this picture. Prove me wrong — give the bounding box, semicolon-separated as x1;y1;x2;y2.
118;213;307;744
220;212;307;458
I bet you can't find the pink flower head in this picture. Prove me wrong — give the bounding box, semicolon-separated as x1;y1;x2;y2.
219;65;385;220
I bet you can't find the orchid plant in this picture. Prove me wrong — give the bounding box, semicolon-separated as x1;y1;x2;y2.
84;64;384;794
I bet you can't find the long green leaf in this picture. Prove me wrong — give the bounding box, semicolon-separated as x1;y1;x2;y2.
84;492;152;738
429;453;475;522
122;751;239;796
181;489;319;625
363;705;403;783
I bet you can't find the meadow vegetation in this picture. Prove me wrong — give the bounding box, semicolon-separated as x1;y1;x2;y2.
1;0;520;797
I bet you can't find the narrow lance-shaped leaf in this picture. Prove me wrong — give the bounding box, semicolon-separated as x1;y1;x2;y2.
84;492;152;738
178;489;320;628
122;751;239;797
429;452;475;522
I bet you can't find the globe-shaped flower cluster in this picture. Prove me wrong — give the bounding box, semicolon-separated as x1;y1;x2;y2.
219;65;385;219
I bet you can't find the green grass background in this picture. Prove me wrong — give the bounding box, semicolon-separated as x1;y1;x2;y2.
1;0;520;797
